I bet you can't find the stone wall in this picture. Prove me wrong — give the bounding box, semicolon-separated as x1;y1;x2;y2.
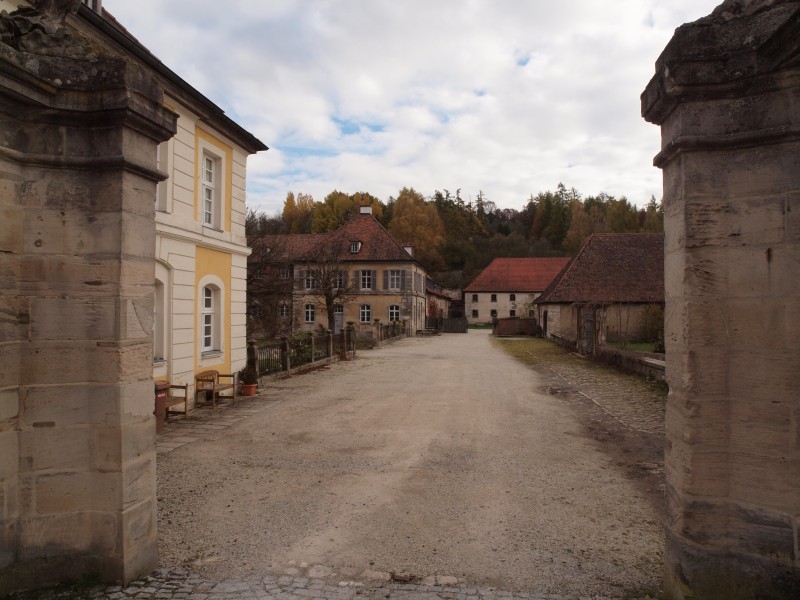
493;317;538;337
642;1;800;597
0;4;175;593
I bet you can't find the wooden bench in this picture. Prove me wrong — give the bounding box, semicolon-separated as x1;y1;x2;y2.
195;370;237;408
154;382;188;433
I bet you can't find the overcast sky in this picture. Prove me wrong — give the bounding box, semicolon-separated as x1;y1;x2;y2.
104;0;721;214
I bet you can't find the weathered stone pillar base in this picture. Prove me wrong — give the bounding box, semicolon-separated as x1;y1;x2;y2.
643;2;800;598
0;7;175;594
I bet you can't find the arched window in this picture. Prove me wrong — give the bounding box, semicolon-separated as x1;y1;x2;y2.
491;294;497;302
198;275;225;357
154;261;171;367
201;285;219;351
510;294;516;301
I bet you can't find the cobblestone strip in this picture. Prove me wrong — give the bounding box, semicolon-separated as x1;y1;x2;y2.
10;567;647;600
546;359;666;434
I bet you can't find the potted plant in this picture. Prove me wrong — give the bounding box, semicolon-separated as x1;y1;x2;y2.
238;365;258;396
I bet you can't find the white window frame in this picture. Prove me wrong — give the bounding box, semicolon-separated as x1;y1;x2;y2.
361;271;372;290
197;137;227;230
201;287;217;352
280;268;291;280
389;304;400;322
304;272;316;290
197;275;225;359
154;261;170;365
334;271;345;289
388;270;402;290
350;241;361;253
359;304;372;323
280;303;290;317
305;303;315;323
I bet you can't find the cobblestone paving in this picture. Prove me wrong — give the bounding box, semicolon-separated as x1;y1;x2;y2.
494;339;666;435
9;567;652;600
546;360;665;435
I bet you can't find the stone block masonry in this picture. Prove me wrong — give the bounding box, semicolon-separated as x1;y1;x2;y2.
642;1;800;598
0;3;176;594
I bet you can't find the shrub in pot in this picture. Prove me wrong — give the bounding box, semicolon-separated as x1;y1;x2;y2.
238;365;258;396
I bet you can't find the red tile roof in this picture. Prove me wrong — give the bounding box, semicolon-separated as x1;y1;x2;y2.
463;258;571;293
257;214;418;264
536;233;664;304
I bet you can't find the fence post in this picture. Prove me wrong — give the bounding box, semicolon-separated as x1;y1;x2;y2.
373;319;381;344
403;319;410;337
347;322;356;358
308;331;314;362
339;328;347;360
247;339;258;377
281;336;290;372
327;329;333;358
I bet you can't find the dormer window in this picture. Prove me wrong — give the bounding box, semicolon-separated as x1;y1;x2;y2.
350;241;362;254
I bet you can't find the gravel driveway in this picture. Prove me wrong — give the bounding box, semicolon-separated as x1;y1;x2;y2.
156;329;663;597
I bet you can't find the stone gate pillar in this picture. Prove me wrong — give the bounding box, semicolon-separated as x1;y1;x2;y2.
642;1;800;597
0;4;176;593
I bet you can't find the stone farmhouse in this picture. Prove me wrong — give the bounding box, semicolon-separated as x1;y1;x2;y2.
1;0;264;591
535;233;664;355
254;207;429;336
463;257;570;325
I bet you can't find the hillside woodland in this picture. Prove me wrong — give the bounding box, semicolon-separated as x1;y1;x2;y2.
247;183;664;290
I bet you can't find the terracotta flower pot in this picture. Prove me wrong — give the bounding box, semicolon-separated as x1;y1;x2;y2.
241;383;257;396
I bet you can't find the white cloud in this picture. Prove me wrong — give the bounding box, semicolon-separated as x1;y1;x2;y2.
104;0;721;213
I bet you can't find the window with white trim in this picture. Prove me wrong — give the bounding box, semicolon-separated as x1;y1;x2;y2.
361;271;372;290
389;304;400;321
304;272;316;290
280;268;290;280
201;155;216;227
197;136;227;231
334;271;345;289
359;304;372;323
201;285;219;352
388;270;402;290
305;304;315;323
350;241;362;253
154;278;165;362
280;304;290;317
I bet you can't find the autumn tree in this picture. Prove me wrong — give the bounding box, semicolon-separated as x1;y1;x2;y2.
282;191;314;233
311;190;384;233
388;187;446;271
641;196;664;233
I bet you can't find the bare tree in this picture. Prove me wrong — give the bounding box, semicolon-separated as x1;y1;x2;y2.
245;209;291;337
301;241;357;332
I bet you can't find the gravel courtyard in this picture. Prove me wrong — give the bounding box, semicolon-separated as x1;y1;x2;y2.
156;330;666;597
